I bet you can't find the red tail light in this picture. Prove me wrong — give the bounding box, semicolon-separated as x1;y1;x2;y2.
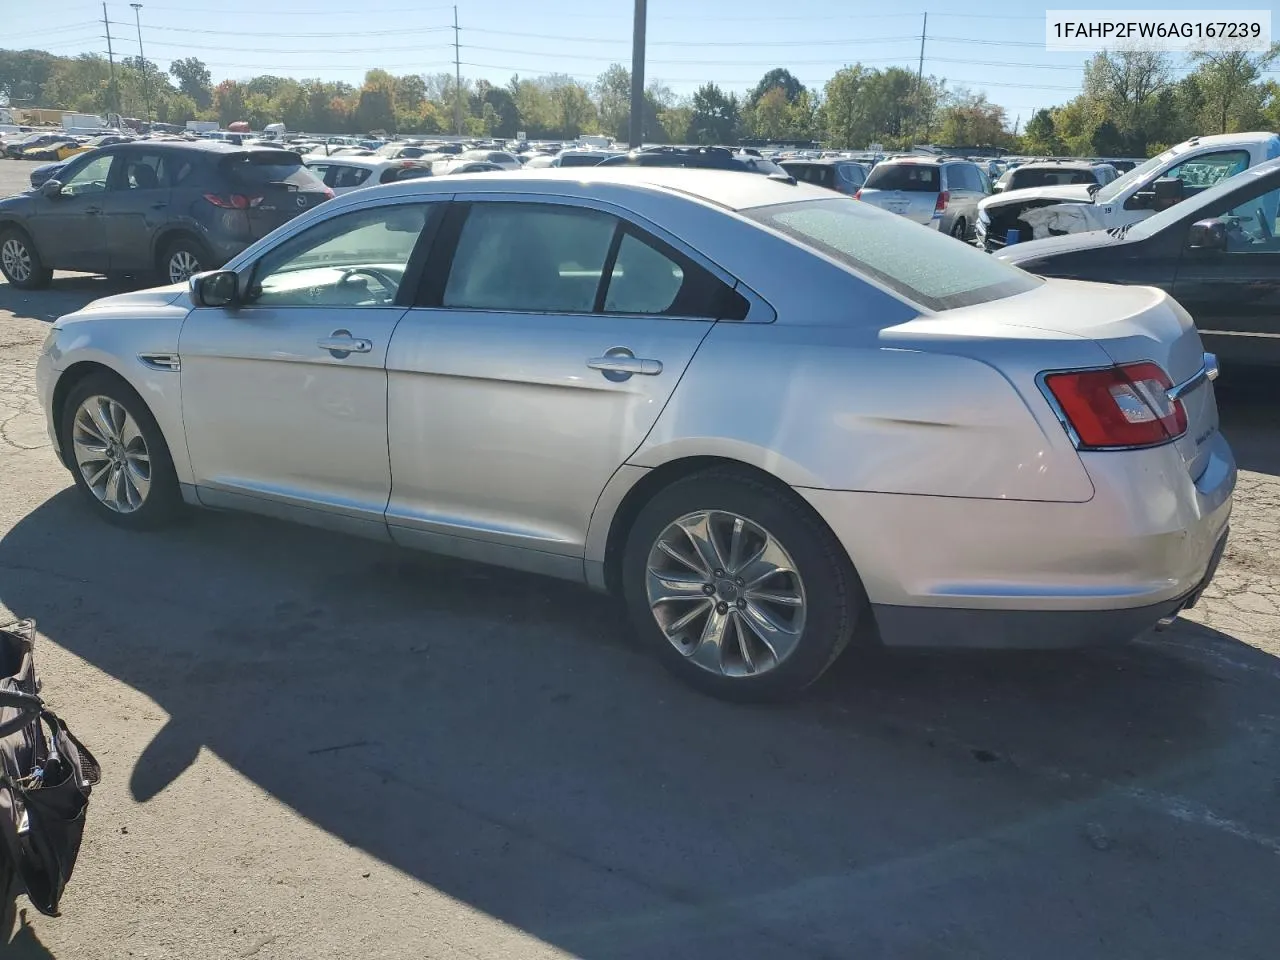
934;190;950;212
1042;362;1187;449
203;193;262;210
853;189;862;200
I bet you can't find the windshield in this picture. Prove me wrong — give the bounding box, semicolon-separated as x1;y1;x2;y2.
747;197;1040;311
1094;145;1181;203
1128;162;1275;240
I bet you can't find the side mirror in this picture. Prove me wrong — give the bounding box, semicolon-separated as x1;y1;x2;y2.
40;179;63;198
1187;218;1227;252
189;270;238;307
1152;176;1184;211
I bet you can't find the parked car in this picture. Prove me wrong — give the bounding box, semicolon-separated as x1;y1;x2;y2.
997;157;1280;369
428;159;504;175
0;140;331;288
598;146;787;176
991;160;1116;194
458;149;522;170
777;158;867;195
3;133;69;159
856;155;989;240
303;155;432;194
977;132;1280;251
28;160;66;189
33;168;1233;701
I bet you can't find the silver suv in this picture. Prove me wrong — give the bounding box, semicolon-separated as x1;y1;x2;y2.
857;156;990;241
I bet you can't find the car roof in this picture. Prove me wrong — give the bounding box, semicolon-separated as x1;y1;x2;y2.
303;154;393;168
334;167;829;211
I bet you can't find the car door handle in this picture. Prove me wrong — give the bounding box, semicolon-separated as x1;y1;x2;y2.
587;355;663;376
317;333;373;355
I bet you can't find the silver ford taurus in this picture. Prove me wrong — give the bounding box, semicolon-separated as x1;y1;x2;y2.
36;168;1234;701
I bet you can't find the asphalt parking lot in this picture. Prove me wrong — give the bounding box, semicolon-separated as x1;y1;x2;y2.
2;157;1279;959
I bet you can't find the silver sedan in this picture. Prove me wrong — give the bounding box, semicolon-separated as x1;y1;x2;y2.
36;168;1234;700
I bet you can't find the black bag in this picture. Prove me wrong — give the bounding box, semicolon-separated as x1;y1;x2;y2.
0;620;100;917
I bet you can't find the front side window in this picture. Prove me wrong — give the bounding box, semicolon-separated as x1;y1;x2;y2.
1166;150;1250;191
119;153;164;190
748;197;1040;311
59;153;115;196
249;203;430;307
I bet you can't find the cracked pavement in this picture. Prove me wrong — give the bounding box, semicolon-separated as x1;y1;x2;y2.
1;160;1278;959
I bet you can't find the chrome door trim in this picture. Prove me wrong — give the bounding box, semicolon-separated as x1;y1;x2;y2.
1167;352;1220;403
448;189;741;293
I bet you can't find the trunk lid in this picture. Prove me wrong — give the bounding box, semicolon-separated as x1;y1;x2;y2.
946;278;1218;478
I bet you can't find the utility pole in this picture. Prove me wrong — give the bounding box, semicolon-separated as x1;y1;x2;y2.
628;0;646;148
915;12;928;145
130;3;151;125
102;2;119;115
453;5;462;136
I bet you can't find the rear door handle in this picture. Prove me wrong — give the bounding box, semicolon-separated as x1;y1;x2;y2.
317;331;373;356
587;355;663;376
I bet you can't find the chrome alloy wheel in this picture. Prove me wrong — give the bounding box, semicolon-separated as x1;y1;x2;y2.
72;395;152;513
645;510;807;678
1;237;32;283
168;249;201;283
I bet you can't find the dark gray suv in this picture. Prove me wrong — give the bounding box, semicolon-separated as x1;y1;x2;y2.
0;140;331;289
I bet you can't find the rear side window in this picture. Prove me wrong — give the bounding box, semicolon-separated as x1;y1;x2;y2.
864;163;939;192
748;197;1040;311
438;202;745;318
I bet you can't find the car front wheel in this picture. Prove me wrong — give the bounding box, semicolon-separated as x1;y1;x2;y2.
61;372;183;530
0;228;52;289
622;468;865;702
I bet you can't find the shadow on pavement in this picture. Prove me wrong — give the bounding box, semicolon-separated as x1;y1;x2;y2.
2;487;1277;957
0;275;137;324
1215;367;1280;477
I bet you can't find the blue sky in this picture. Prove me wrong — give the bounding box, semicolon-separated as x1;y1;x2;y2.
6;0;1277;126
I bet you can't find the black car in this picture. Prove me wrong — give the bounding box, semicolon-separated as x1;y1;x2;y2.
3;133;69;159
0;141;331;289
777;158;868;195
597;145;788;176
997;156;1280;368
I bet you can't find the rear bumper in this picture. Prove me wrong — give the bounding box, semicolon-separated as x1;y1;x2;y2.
798;431;1235;649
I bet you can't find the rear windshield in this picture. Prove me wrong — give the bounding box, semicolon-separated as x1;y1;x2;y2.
222;151;322;189
864;163;939;192
1011;167;1096;188
747;197;1040;311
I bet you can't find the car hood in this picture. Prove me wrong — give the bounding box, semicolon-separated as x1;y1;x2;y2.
995;228;1118;264
53;284;191;329
981;183;1095;211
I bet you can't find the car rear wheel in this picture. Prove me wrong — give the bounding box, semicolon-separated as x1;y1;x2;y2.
622;468;865;702
61;372;183;530
160;236;212;285
0;228;52;289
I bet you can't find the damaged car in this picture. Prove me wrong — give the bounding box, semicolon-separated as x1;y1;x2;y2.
977;132;1280;251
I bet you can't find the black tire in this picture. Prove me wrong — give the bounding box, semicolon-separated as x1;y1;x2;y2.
949;217;968;240
0;226;52;289
621;467;866;702
158;234;213;286
60;371;183;530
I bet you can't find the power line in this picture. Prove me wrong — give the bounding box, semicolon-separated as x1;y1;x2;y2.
103;21;452;37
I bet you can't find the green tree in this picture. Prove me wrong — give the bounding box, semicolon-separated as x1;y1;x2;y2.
1187;44;1280;134
748;67;804;107
168;57;212;110
689;82;739;144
